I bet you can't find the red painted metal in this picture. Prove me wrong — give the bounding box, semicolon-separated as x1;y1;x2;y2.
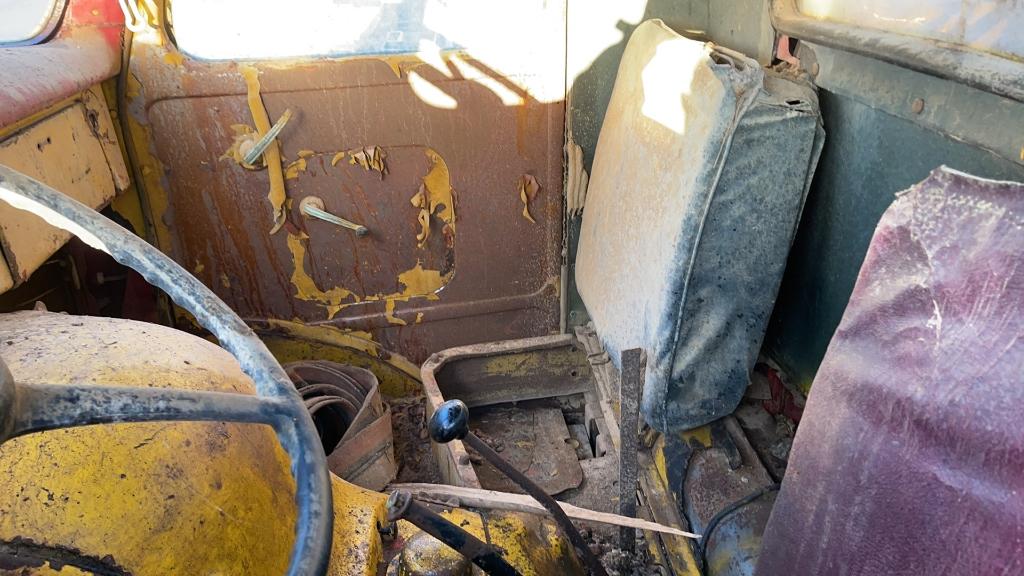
0;0;123;132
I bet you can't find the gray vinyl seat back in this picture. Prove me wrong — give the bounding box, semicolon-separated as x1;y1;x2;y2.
575;20;824;432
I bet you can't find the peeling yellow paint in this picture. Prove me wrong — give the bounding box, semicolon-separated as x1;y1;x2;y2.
408;148;457;248
240;64;287;234
410;184;431;246
284;158;305;179
284;149;317;179
518;174;540;223
162;51;185;67
254;319;421;397
288;230;446;320
284;148;454;321
220;124;260;166
122;72;173;259
346;145;388;177
395;262;445;297
384;299;407;325
414;312;424;324
422;148;455;229
286;232;357;318
375;54;428;79
193;261;205;274
220;272;231;288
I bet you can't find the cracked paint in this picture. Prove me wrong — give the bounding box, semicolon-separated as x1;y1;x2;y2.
240;65;287;234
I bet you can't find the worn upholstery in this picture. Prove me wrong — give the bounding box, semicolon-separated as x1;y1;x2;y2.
757;168;1024;575
575;20;824;431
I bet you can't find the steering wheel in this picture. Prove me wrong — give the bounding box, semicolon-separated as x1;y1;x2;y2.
0;165;332;576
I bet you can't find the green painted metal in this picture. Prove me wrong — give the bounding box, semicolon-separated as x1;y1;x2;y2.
764;51;1024;391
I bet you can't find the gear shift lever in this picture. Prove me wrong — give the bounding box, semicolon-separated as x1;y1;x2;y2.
429;400;609;576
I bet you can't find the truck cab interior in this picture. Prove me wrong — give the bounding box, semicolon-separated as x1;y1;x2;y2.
0;1;1021;575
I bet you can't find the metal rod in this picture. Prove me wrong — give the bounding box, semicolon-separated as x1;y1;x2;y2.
386;490;520;576
8;380;287;440
300;196;369;236
618;348;644;553
463;432;609;576
243;109;293;166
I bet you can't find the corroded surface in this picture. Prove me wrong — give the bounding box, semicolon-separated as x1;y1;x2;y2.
127;15;565;363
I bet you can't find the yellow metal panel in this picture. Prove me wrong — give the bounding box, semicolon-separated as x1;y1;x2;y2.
395;508;582;576
82;85;130;193
0;256;11;294
0;311;385;575
0;103;117;283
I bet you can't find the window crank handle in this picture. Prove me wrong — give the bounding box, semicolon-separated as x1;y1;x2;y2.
299;196;368;237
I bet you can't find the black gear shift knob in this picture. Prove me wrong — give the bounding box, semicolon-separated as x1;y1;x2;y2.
428;399;470;443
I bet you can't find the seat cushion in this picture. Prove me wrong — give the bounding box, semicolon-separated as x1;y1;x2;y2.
575;19;824;431
756;168;1024;575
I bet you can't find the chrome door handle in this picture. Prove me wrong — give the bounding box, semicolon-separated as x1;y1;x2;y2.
300;196;368;237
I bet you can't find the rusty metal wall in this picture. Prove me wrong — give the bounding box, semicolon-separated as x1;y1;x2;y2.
127;15;566;364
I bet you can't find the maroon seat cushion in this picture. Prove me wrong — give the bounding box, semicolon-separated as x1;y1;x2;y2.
757;167;1024;575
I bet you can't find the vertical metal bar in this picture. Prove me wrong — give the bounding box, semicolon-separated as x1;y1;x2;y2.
618;348;645;552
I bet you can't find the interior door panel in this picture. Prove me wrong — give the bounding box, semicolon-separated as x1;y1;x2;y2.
128;2;566;363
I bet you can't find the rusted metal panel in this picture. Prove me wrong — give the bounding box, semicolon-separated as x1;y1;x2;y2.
420;334;592;488
131;34;565;362
468;402;584;496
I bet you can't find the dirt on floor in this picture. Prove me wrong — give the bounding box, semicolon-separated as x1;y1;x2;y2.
389;396;442;484
582;527;669;576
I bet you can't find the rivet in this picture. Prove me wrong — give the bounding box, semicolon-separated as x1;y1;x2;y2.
911;98;925;114
810;62;820;77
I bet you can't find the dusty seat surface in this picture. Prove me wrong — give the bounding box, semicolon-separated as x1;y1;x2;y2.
757;168;1024;575
575;19;823;431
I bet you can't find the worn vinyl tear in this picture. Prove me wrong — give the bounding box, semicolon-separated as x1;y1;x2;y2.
240;64;287;234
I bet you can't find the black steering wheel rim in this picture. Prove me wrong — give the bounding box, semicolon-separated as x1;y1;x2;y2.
0;165;333;576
